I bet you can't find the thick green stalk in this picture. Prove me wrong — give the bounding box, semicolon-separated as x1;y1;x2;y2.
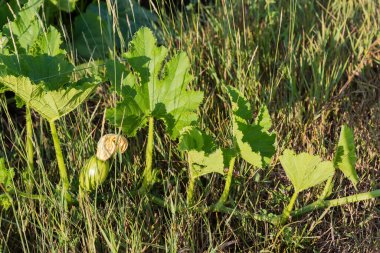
25;106;34;192
214;156;236;210
186;172;195;206
319;176;334;200
140;116;154;194
281;191;299;224
292;189;380;217
148;193;276;223
49;121;70;199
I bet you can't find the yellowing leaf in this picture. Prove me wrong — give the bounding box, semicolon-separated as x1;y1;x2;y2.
279;149;335;193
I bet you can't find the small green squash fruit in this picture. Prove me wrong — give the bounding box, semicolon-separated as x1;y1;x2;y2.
79;155;110;192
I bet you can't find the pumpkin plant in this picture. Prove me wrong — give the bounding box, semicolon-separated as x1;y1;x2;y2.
0;0;67;192
178;85;276;209
79;134;128;192
0;54;98;201
277;124;380;224
106;27;203;194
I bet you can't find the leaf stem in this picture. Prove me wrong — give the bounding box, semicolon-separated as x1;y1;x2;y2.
292;189;380;217
319;176;334;200
148;193;276;223
214;156;236;210
186;173;195;206
49;120;71;202
281;191;299;224
140;116;154;194
25;106;34;193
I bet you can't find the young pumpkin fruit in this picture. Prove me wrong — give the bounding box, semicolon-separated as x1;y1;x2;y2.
79;155;110;192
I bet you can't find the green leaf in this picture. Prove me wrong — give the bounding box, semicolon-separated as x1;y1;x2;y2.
226;86;276;168
73;4;113;59
73;2;159;59
29;26;66;56
179;127;224;178
0;54;74;88
255;105;272;131
107;28;203;139
0;0;25;28
226;86;252;123
105;59;132;94
0;158;15;191
235;122;276;167
0;75;97;121
334;125;358;186
279;149;335;193
0;194;12;210
49;0;78;12
2;0;44;53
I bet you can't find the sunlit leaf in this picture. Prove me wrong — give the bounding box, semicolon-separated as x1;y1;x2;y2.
0;194;12;210
2;0;44;53
29;26;66;56
0;54;74;88
279;149;335;193
0;75;97;121
334;125;358;186
0;158;15;192
49;0;78;12
255;105;272;131
179;127;224;178
107;27;203;139
227;86;276;168
226;86;252;123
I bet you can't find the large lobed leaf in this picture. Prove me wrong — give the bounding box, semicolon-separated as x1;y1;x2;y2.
279;149;335;193
2;0;43;53
73;2;158;59
0;54;74;88
334;125;358;186
226;86;276;168
179;127;225;178
107;27;203;139
0;75;97;122
1;0;65;56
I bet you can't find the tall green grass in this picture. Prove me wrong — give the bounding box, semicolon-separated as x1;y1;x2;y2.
0;0;379;251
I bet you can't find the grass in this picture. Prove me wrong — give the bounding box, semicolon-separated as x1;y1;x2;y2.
1;0;380;251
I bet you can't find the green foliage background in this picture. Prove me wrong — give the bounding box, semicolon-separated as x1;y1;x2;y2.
0;0;379;252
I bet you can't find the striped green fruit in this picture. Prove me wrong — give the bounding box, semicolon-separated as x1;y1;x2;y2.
79;155;110;191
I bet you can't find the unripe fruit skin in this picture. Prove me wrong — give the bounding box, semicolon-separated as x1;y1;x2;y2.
80;155;110;192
